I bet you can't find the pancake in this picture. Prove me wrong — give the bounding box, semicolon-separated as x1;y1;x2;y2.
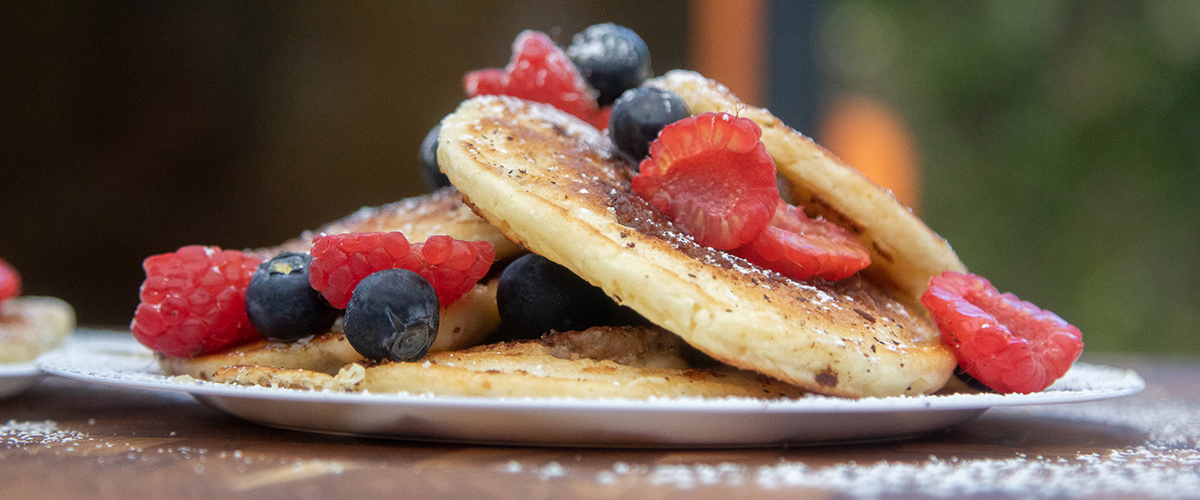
437;94;956;397
159;278;500;379
212;326;808;399
647;70;967;306
265;186;521;261
0;296;75;363
160;330;359;380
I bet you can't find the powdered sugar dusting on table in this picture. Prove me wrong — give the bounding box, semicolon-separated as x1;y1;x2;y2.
498;396;1200;499
1;420;90;450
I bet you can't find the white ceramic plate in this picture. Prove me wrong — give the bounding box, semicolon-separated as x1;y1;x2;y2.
38;332;1145;447
0;361;43;400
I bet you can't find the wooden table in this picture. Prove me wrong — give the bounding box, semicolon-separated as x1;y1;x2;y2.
2;350;1197;499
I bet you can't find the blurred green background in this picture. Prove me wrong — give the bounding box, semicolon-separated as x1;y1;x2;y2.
819;1;1200;354
2;1;1197;354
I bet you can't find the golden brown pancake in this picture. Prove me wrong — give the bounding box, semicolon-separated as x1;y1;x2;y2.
212;326;808;399
647;70;967;306
0;296;75;363
437;94;956;397
265;186;521;261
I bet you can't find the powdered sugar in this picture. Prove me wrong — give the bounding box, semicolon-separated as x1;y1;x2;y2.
493;396;1200;498
1;420;89;450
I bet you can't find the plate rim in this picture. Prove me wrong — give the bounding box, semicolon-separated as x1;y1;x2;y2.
33;332;1147;446
36;333;1146;414
0;361;40;378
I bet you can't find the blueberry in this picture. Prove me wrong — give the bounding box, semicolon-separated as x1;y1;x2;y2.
497;253;619;339
609;87;689;163
419;122;451;191
344;268;440;362
245;252;340;342
567;23;653;107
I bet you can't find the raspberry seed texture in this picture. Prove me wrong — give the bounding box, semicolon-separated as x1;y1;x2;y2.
131;246;262;358
732;200;871;281
632;112;780;250
464;30;609;129
921;271;1084;394
309;232;494;309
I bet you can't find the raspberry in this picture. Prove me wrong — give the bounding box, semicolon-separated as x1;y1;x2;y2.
0;257;20;302
921;271;1084;394
309;232;494;309
131;246;262;358
631;112;780;250
731;200;871;281
464;30;610;129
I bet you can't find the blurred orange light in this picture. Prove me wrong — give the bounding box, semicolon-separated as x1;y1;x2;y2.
689;0;767;106
819;94;921;211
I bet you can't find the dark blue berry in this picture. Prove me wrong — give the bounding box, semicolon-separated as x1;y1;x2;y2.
344;268;440;362
567;24;653;107
497;253;618;339
609;87;689;163
245;252;340;342
419;122;452;191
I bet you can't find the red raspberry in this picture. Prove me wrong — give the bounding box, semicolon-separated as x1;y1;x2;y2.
309;232;494;309
417;235;496;305
921;271;1084;394
0;257;20;302
631;112;780;250
729;200;873;282
732;200;871;281
464;30;610;129
131;246;262;358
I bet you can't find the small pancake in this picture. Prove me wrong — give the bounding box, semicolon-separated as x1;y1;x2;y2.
159;279;500;379
0;296;75;363
437;95;956;397
265;186;521;260
166;188;514;379
647;70;968;306
160;330;360;380
213;326;808;400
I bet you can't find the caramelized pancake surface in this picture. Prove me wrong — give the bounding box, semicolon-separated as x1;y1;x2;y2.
437;95;955;397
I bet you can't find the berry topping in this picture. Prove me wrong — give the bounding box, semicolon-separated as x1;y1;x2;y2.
131;246;262;358
344;268;440;362
464;30;609;129
245;252;340;342
497;253;619;339
567;23;653;107
419;122;452;190
731;200;871;281
631;112;780;250
609;87;690;162
921;271;1084;394
0;258;20;302
308;231;494;309
416;235;496;305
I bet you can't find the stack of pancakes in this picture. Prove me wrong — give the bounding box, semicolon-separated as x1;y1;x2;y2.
163;71;967;399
